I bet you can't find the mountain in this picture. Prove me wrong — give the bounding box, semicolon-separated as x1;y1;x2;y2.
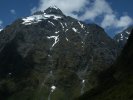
78;29;133;100
0;7;119;100
114;26;133;47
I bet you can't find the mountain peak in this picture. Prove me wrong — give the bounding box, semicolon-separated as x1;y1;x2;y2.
49;5;59;10
44;6;64;16
33;11;44;15
22;6;64;25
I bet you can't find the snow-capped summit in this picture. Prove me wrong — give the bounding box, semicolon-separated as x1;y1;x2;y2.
33;11;44;15
22;7;64;25
33;6;61;15
22;13;62;25
49;5;59;10
44;6;64;16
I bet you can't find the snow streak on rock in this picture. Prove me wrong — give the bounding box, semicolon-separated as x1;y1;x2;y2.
48;21;55;26
47;35;59;47
81;80;85;94
126;31;130;35
48;85;56;100
72;27;78;32
78;21;84;29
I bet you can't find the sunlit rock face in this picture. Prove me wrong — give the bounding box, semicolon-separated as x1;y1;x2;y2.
0;7;119;100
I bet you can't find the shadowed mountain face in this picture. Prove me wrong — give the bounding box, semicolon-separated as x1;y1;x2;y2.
78;29;133;100
0;7;119;100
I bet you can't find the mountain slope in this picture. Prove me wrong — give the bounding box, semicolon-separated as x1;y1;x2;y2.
78;29;133;100
0;7;119;100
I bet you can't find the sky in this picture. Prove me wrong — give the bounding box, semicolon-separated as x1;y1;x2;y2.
0;0;133;37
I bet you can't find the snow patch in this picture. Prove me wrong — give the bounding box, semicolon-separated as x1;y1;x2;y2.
82;80;85;83
126;31;130;35
22;15;42;25
120;34;123;39
22;13;62;25
125;37;128;40
48;85;56;100
72;27;78;32
45;14;62;20
51;86;56;92
47;35;59;47
48;21;55;26
60;22;64;29
78;21;84;29
65;29;68;32
66;38;69;41
55;31;59;34
81;80;85;94
65;23;67;26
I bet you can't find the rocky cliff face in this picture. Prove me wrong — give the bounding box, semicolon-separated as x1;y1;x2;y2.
0;7;119;100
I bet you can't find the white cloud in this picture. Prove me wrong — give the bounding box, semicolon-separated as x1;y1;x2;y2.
116;16;133;28
79;0;113;21
101;14;116;28
31;0;89;18
10;9;16;14
32;0;133;32
101;14;133;29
